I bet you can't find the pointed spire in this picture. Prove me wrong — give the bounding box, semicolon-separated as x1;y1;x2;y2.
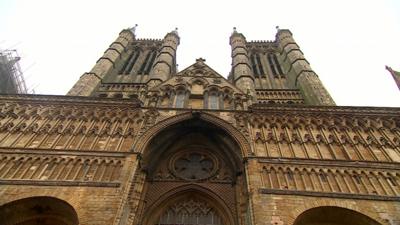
130;24;138;35
386;65;400;90
232;27;237;34
172;27;179;35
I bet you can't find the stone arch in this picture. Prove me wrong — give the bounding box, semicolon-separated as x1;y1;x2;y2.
0;196;78;225
134;111;250;158
292;206;383;225
143;184;235;225
287;201;388;225
130;111;251;225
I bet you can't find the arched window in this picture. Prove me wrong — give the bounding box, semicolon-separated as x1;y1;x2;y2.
175;91;186;108
209;92;219;109
156;197;222;225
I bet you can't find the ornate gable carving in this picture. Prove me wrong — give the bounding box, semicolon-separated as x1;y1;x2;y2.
145;59;248;109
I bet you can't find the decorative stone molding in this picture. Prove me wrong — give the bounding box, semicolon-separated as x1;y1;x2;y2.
0;153;124;184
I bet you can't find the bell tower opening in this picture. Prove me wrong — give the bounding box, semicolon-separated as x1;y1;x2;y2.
137;116;248;225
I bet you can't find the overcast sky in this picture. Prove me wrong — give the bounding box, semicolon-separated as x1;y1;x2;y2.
1;0;399;106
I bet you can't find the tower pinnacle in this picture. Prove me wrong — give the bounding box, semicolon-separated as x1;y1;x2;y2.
130;24;138;35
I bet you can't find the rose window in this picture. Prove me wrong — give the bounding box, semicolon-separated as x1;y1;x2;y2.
172;152;216;181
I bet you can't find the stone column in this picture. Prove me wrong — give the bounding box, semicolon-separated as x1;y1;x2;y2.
276;29;335;105
147;29;180;88
67;29;135;96
230;28;256;100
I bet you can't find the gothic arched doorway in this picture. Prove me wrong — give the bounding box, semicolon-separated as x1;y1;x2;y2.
136;115;249;225
293;206;382;225
0;196;78;225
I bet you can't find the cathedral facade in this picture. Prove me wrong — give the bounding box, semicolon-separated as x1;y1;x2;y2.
0;27;399;225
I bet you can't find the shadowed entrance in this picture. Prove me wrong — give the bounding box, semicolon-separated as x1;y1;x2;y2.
0;196;78;225
293;206;382;225
138;117;248;225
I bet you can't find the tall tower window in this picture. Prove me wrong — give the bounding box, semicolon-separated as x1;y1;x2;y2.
119;52;134;74
138;50;157;75
273;54;284;76
138;51;152;75
256;54;265;76
268;53;284;77
119;51;140;75
144;50;157;74
268;53;278;77
124;51;140;74
250;54;259;76
250;53;265;77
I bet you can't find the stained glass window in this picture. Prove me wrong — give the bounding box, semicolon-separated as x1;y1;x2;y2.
156;198;222;225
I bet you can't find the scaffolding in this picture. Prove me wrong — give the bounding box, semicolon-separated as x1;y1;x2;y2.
0;49;28;94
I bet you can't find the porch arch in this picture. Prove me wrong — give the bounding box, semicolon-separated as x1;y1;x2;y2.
0;196;78;225
293;206;382;225
134;111;251;158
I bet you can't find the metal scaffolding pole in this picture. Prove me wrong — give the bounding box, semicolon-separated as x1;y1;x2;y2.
0;49;28;94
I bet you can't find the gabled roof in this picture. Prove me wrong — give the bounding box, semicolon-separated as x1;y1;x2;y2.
149;58;245;94
175;58;223;78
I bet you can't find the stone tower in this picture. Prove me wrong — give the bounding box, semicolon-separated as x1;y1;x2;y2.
228;27;335;106
0;27;399;225
68;27;179;97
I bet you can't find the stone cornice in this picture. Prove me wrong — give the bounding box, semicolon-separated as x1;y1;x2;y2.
255;157;400;170
0;147;135;157
259;188;400;201
249;103;400;116
0;179;120;187
0;94;142;107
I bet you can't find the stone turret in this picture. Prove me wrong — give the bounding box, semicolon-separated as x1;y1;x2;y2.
229;28;256;100
147;28;180;88
275;29;335;105
67;28;136;96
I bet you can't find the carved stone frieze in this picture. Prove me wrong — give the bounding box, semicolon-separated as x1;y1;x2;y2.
0;152;124;185
257;160;400;201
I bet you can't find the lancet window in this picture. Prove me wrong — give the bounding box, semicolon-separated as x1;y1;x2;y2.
175;91;186;108
267;53;284;77
250;53;265;77
209;93;219;110
119;50;141;75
